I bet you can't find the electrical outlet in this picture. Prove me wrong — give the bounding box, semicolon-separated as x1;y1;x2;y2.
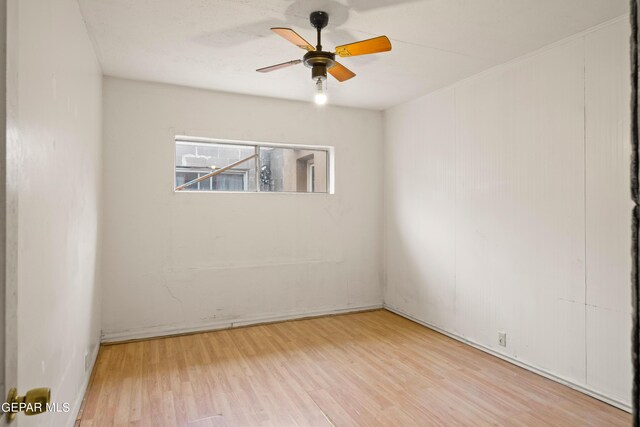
498;331;507;347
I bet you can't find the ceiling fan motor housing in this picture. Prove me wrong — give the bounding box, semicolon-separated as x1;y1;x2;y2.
304;51;335;81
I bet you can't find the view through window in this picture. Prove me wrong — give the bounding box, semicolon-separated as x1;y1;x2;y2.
175;137;331;193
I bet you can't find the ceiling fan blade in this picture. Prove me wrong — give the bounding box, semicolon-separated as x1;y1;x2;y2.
256;59;302;73
329;61;356;82
335;35;392;57
271;28;315;51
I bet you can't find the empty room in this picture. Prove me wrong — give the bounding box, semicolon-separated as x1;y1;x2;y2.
1;0;638;425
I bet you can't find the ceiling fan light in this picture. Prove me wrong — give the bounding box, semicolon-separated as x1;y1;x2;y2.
315;93;328;105
314;77;327;105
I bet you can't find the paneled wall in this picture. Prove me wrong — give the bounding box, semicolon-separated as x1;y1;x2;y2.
384;17;631;408
584;21;633;399
101;77;384;341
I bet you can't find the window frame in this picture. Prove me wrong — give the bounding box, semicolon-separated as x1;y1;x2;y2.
174;135;334;194
306;161;315;193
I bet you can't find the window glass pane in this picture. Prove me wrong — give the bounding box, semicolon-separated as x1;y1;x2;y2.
211;172;246;191
259;147;327;193
175;142;256;191
176;171;198;188
198;174;212;191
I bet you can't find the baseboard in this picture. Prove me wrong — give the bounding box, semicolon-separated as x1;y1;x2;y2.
384;304;632;413
101;303;384;343
69;340;100;427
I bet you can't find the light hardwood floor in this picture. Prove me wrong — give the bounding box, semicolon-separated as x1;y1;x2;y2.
79;310;630;426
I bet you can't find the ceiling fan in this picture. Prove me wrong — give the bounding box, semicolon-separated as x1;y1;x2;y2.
256;11;392;105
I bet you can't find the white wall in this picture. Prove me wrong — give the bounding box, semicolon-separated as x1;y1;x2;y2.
0;0;8;402
101;77;383;340
384;16;632;409
7;0;103;425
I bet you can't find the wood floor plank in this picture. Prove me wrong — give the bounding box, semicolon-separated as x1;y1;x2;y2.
80;310;630;426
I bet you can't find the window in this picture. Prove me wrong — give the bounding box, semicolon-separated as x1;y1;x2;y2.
175;136;332;193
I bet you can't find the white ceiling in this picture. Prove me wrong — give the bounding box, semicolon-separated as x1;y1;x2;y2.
78;0;628;110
